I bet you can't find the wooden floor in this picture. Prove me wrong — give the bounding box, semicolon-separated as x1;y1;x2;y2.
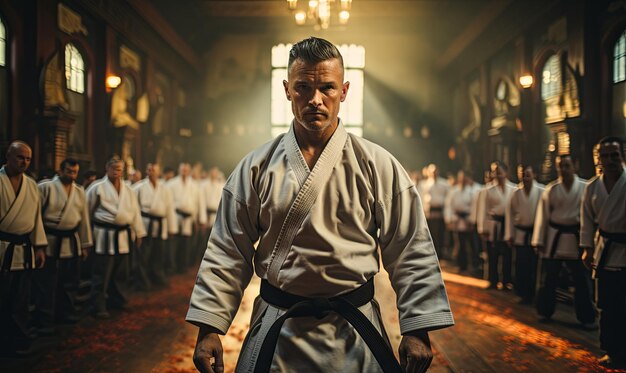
2;262;622;373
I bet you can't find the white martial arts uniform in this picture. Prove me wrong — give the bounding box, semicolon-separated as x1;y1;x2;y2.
86;177;146;255
132;178;177;239
532;176;586;260
477;181;517;242
166;176;207;236
187;123;453;372
0;167;47;270
38;176;92;258
505;181;544;246
201;177;225;229
445;184;474;232
419;177;449;219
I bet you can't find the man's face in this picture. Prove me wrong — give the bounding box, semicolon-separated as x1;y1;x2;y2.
147;164;161;179
522;167;534;188
179;163;190;178
557;157;574;179
106;161;124;181
597;143;624;174
59;164;79;184
283;58;349;133
6;145;32;174
495;166;507;182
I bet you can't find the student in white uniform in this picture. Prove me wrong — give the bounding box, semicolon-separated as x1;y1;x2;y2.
532;155;595;327
132;163;177;288
35;158;92;328
86;156;146;318
188;37;453;373
477;161;516;289
165;162;207;273
505;165;543;304
420;163;450;259
445;170;475;272
0;141;47;355
581;137;626;368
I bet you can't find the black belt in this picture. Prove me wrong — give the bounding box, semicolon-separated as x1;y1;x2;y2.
548;221;579;259
594;230;626;277
490;214;505;242
255;278;402;373
429;206;443;214
93;220;131;255
514;224;534;247
175;209;192;219
455;211;470;219
0;230;32;271
141;211;164;239
45;225;79;259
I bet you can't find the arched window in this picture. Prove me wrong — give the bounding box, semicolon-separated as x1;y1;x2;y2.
0;17;8;143
614;31;626;83
65;43;84;93
541;55;561;100
270;43;365;137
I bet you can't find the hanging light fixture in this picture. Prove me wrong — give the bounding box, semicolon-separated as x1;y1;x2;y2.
286;0;352;30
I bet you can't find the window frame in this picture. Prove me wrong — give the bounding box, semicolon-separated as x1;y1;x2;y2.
65;43;85;94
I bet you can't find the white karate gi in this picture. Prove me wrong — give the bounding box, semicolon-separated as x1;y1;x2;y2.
166;176;207;236
420;177;449;219
532;176;586;259
581;169;626;269
187;124;453;372
444;185;474;232
201;178;224;229
505;181;544;246
38;176;92;258
0;167;47;270
86;177;146;255
477;181;517;242
132;178;177;239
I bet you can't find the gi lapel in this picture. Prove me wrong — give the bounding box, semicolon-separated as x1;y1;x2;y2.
0;169;26;230
266;123;348;284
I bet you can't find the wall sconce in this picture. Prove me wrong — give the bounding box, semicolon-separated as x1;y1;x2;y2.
106;75;122;90
519;74;534;89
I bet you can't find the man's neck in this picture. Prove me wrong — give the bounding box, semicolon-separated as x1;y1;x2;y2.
293;122;337;170
149;177;158;187
562;175;574;189
523;182;532;195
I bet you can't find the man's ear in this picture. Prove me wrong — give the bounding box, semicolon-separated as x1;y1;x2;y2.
283;80;291;101
340;81;350;102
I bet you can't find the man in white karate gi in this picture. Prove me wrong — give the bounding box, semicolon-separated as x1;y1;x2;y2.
505;165;544;304
0;141;47;355
166;162;207;273
86;156;145;318
188;37;453;373
132;163;177;287
477;161;516;289
35;158;92;328
420;163;450;259
581;137;626;368
532;155;595;327
444;170;475;272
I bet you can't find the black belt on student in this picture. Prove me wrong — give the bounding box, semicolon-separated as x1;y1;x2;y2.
0;230;33;271
429;206;443;216
514;224;534;247
93;220;131;255
45;225;79;259
255;278;402;373
141;211;164;239
455;211;470;219
594;230;626;276
175;209;192;219
548;221;579;259
490;214;506;242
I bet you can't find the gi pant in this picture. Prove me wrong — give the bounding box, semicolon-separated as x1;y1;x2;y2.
487;240;512;287
170;235;191;273
32;256;77;326
92;254;129;313
454;231;473;272
514;245;538;302
0;270;32;352
536;259;595;323
132;241;151;291
146;236;167;286
428;216;446;259
597;269;626;361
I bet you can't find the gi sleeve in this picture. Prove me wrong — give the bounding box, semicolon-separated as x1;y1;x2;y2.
78;188;93;248
30;192;48;247
130;191;147;238
504;191;515;242
378;185;454;335
580;183;597;249
531;187;550;248
186;187;258;333
476;189;487;234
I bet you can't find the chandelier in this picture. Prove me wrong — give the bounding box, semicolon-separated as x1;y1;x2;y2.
286;0;352;30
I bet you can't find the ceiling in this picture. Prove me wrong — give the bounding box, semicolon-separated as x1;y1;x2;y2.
151;0;499;57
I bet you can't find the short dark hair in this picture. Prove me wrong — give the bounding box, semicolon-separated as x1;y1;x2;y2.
596;136;625;156
520;164;535;173
492;160;509;172
288;37;344;72
163;166;175;174
60;158;79;170
106;155;123;168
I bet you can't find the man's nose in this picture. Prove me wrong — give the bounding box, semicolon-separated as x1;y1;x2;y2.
309;89;323;107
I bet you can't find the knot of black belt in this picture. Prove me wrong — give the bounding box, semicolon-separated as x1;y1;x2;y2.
141;211;164;239
548;221;579;259
514;224;534;247
255;278;402;373
93;220;131;255
490;214;505;241
0;230;32;271
594;230;626;277
45;225;80;258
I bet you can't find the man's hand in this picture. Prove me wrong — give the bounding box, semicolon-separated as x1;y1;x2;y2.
35;248;46;269
534;245;543;255
581;247;593;270
193;327;224;373
135;237;142;249
399;331;433;373
81;246;91;260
